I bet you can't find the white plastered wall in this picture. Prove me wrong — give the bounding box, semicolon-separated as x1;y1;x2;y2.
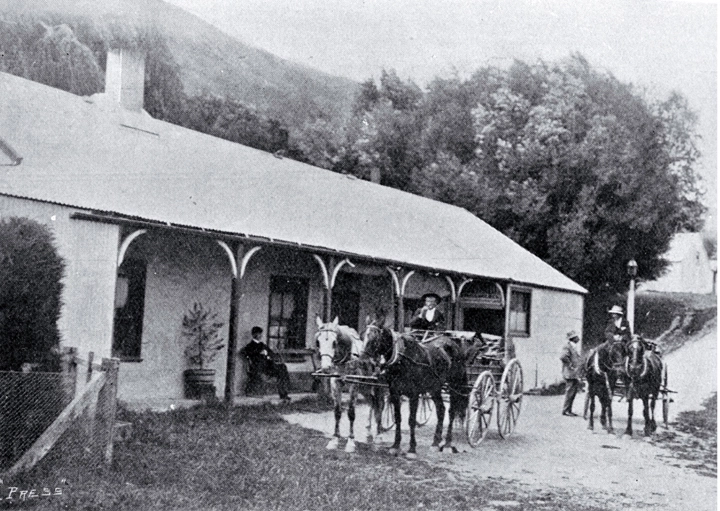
510;287;584;388
0;196;119;366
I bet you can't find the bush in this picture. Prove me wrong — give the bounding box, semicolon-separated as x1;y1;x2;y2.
0;217;65;371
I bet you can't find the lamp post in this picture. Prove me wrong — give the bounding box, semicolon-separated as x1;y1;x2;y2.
626;259;638;335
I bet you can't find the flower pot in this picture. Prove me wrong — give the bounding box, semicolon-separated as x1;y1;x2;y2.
184;368;216;399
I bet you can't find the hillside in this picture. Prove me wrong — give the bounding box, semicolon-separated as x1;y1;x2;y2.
0;0;359;129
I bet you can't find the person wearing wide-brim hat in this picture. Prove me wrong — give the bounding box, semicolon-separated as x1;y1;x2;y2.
560;330;581;416
604;305;631;344
409;293;445;331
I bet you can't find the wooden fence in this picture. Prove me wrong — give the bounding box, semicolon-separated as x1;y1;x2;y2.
0;352;120;479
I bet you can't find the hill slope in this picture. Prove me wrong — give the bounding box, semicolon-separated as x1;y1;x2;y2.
1;0;359;129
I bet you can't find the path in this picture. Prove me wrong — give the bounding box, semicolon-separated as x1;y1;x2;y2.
283;324;717;510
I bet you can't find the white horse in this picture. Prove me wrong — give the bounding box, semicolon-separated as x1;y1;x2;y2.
315;317;384;452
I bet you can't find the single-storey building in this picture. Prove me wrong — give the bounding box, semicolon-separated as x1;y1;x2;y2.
640;232;714;295
0;49;586;402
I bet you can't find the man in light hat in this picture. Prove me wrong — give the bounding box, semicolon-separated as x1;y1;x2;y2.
409;293;445;331
560;330;581;416
604;305;631;344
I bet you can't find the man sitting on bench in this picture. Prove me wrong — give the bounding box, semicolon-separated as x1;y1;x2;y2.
239;326;291;403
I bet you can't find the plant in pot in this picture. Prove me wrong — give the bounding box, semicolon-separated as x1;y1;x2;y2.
182;302;225;400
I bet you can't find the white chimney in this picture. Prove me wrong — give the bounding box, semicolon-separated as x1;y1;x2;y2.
105;48;146;112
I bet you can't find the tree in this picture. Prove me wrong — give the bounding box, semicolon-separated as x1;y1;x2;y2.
344;70;424;188
0;218;65;371
467;56;705;295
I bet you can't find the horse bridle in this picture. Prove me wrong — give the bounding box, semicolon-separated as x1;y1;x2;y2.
315;328;354;366
363;324;393;362
625;338;648;380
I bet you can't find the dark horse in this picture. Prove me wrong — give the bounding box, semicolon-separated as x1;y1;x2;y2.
361;317;468;458
583;339;626;433
315;317;384;452
624;336;663;436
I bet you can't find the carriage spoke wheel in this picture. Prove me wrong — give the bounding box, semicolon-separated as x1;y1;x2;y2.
380;390;395;432
497;359;523;439
416;393;434;426
662;363;670;428
465;371;496;447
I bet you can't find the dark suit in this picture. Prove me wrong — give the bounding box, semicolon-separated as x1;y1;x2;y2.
239;340;290;399
409;307;445;330
604;318;631;344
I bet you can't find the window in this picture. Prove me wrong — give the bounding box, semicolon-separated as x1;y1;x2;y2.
268;276;309;350
113;258;147;360
509;289;531;336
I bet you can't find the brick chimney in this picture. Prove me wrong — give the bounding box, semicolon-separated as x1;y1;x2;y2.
105;48;146;112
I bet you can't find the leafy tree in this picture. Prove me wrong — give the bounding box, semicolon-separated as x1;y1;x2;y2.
468;56;705;295
180;93;291;154
0;218;65;371
344;70;424;188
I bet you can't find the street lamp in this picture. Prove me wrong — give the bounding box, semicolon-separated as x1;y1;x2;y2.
626;259;638;335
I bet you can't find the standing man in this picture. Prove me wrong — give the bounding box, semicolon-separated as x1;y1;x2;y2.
239;326;291;403
560;330;581;417
604;305;631;344
409;293;446;331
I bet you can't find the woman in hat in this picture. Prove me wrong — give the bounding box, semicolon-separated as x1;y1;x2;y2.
409;293;446;331
604;305;631;344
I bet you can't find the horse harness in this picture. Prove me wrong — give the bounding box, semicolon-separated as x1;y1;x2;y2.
315;328;357;367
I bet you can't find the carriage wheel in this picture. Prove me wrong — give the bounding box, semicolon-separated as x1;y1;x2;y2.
662;363;670;428
380;390;395;432
497;359;523;439
465;371;496;447
416;393;435;427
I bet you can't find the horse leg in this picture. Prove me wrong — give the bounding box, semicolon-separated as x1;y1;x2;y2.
441;392;460;454
642;395;652;437
587;390;595;431
389;391;402;456
363;390;374;444
625;391;633;436
606;389;614;434
429;393;444;449
649;392;658;432
406;395;419;458
345;384;357;453
326;378;343;450
371;391;385;448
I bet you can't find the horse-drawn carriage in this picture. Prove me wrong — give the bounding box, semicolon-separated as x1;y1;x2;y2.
313;318;523;455
374;331;524;447
584;334;675;436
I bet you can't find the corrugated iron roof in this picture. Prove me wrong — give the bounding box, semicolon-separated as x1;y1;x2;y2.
0;72;586;294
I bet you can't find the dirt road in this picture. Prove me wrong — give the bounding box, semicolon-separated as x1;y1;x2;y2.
284;325;717;510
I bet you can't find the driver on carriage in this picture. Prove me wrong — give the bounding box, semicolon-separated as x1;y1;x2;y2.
409;293;446;332
604;305;632;346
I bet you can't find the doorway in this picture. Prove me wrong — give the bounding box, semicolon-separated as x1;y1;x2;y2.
462;307;504;336
331;273;361;331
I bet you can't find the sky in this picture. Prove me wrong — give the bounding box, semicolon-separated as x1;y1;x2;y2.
164;0;717;231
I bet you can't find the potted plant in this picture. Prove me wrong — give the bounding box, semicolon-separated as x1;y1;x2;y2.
182;302;225;399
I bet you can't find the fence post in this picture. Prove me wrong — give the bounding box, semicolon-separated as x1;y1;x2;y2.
98;358;120;466
60;347;78;401
87;352;94;383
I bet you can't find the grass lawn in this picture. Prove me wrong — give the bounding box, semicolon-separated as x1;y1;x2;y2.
4;398;610;510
